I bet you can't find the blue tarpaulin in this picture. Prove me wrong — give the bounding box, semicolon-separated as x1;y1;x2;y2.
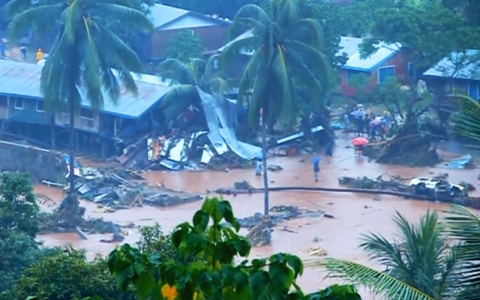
438;154;473;169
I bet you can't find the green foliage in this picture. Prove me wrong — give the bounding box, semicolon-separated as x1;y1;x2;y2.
0;172;39;238
225;0;332;128
157;56;229;122
3;247;136;300
108;197;360;299
451;95;480;140
316;210;459;300
309;284;361;300
444;205;480;300
0;232;43;293
0;172;42;294
165;30;204;64
136;223;177;259
358;0;480;70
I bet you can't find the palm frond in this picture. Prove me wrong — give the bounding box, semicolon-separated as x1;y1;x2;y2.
311;258;436;300
2;0;33;19
206;77;229;96
221;35;259;68
95;24;143;73
234;17;266;32
63;0;82;43
80;20;103;111
444;204;480;299
93;3;154;33
285;48;327;105
40;33;80;113
204;54;221;79
229;4;270;38
286;18;325;50
159;84;197;110
236;49;262;107
7;4;63;40
272;47;294;124
451;95;480;141
157;59;197;85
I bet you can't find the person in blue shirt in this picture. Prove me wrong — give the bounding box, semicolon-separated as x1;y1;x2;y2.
312;155;321;182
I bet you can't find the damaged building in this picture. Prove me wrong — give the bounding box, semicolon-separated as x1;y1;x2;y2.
0;60;261;171
0;60;172;156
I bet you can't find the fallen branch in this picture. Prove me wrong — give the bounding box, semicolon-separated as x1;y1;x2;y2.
215;186;478;208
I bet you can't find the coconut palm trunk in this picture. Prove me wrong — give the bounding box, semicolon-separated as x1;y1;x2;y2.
68;92;76;196
261;117;269;216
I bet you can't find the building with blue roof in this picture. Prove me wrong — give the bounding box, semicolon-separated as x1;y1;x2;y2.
0;60;171;152
422;50;480;100
338;37;412;96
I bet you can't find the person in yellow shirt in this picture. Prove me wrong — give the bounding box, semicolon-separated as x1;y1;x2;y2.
36;48;43;62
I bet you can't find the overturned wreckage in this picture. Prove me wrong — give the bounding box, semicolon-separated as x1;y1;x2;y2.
119;88;262;171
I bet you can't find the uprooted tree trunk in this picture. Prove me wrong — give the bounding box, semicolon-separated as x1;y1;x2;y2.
375;93;440;167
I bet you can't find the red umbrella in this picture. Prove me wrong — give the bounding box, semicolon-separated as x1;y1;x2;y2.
352;137;369;146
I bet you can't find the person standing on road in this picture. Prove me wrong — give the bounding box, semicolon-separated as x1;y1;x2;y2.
255;158;262;176
312;155;321;182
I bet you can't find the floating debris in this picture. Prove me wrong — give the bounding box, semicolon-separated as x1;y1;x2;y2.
300;247;327;257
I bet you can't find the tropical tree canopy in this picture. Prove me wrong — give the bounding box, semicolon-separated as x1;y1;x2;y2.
316;210;457;300
223;0;331;127
157;56;230;120
6;0;152;113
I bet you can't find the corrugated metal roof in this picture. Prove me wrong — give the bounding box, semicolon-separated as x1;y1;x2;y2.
148;4;189;29
0;60;171;119
217;34;399;72
423;49;480;79
340;37;400;72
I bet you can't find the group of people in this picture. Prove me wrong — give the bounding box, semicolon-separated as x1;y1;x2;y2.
345;108;403;142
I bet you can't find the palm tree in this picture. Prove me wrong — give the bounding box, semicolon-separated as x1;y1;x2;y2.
156;55;230;123
314;211;457;300
223;0;331;216
444;204;480;300
6;0;152;200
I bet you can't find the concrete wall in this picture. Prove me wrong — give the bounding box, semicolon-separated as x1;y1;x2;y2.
0;140;65;182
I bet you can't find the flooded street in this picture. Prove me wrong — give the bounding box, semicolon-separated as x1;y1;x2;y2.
35;136;480;298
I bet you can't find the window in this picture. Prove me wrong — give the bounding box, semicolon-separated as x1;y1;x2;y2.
469;81;479;100
0;96;7;107
80;108;95;129
408;62;415;80
378;66;395;84
80;108;93;119
36;101;44;112
14;97;24;110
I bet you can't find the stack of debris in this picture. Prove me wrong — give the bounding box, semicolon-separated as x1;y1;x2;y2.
71;167;202;210
116;89;262;171
238;205;324;246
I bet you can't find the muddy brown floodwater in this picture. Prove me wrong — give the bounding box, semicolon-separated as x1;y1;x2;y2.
35;136;480;299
